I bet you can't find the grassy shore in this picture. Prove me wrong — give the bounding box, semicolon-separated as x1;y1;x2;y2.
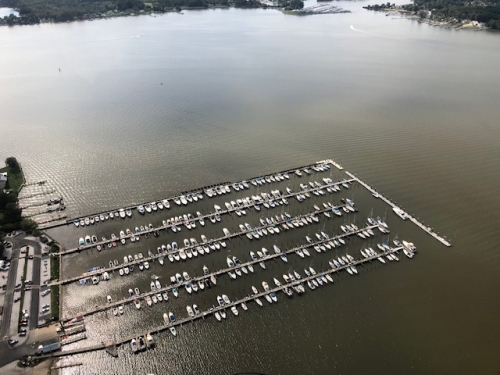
49;243;60;321
0;166;24;193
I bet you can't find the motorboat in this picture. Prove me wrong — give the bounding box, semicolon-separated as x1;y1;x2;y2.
186;305;194;317
134;299;141;309
130;339;138;353
231;306;239;316
262;281;270;291
255;297;263;306
217;295;225;306
169;327;177;336
215;312;222;322
172;287;179;297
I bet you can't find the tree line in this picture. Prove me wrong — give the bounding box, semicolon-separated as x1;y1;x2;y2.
0;157;38;257
364;0;500;29
0;0;303;26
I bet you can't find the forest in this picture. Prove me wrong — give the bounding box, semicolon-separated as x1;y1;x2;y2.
365;0;500;29
0;0;301;26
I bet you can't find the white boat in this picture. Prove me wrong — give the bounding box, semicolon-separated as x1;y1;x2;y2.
215;312;222;322
134;299;141;309
130;339;138;352
186;305;194;317
393;207;408;220
231;306;239;316
169;327;177;336
262;281;270;291
255;297;263;306
222;294;231;304
151;294;158;304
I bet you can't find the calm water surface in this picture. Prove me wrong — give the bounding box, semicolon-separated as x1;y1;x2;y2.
1;2;500;374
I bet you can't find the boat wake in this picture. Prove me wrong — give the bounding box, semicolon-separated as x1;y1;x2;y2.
349;25;374;35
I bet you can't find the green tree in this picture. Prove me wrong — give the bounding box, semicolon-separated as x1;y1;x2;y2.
3;203;22;224
289;0;303;9
5;157;20;173
20;219;38;235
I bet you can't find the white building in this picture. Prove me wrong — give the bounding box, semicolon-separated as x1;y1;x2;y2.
0;172;7;189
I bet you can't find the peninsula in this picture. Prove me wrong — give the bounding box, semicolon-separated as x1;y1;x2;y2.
364;0;500;30
0;0;305;26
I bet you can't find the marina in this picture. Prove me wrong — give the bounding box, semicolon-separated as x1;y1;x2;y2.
35;158;434;362
39;241;414;359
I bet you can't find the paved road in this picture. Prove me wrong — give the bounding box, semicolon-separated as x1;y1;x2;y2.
11;236;43;331
0;234;46;367
0;239;20;338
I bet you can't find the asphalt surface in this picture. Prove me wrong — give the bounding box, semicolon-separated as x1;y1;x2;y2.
0;234;45;367
0;239;20;338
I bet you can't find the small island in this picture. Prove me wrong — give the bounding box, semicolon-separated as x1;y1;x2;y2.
364;0;500;30
0;0;310;26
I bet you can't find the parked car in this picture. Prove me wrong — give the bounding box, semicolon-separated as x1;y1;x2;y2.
19;331;27;337
8;339;18;346
14;296;21;302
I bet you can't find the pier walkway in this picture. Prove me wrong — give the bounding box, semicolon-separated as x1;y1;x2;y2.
40;160;338;230
60;222;380;322
55;177;356;257
38;244;406;359
345;171;451;247
52;200;354;287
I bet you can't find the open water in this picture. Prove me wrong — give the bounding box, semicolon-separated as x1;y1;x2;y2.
1;1;500;373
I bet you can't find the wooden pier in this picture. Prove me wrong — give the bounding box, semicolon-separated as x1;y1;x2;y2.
54;177;355;258
35;244;409;360
40;160;336;231
344;171;451;247
60;221;379;322
52;198;354;288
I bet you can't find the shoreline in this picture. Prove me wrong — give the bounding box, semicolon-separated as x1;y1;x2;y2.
365;6;491;31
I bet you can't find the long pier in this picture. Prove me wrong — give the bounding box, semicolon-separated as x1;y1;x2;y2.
55;176;355;257
345;171;451;247
38;244;409;360
52;197;354;287
40;160;340;231
60;221;379;322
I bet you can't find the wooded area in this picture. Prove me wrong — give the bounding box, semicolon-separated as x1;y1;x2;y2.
365;0;500;29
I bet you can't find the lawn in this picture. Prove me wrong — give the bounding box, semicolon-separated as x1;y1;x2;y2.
0;166;24;192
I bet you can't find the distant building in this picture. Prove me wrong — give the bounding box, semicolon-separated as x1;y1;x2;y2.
0;172;7;189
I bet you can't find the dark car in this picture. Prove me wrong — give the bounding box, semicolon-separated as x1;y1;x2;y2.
19;327;27;333
8;339;18;346
15;283;22;289
14;296;21;302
